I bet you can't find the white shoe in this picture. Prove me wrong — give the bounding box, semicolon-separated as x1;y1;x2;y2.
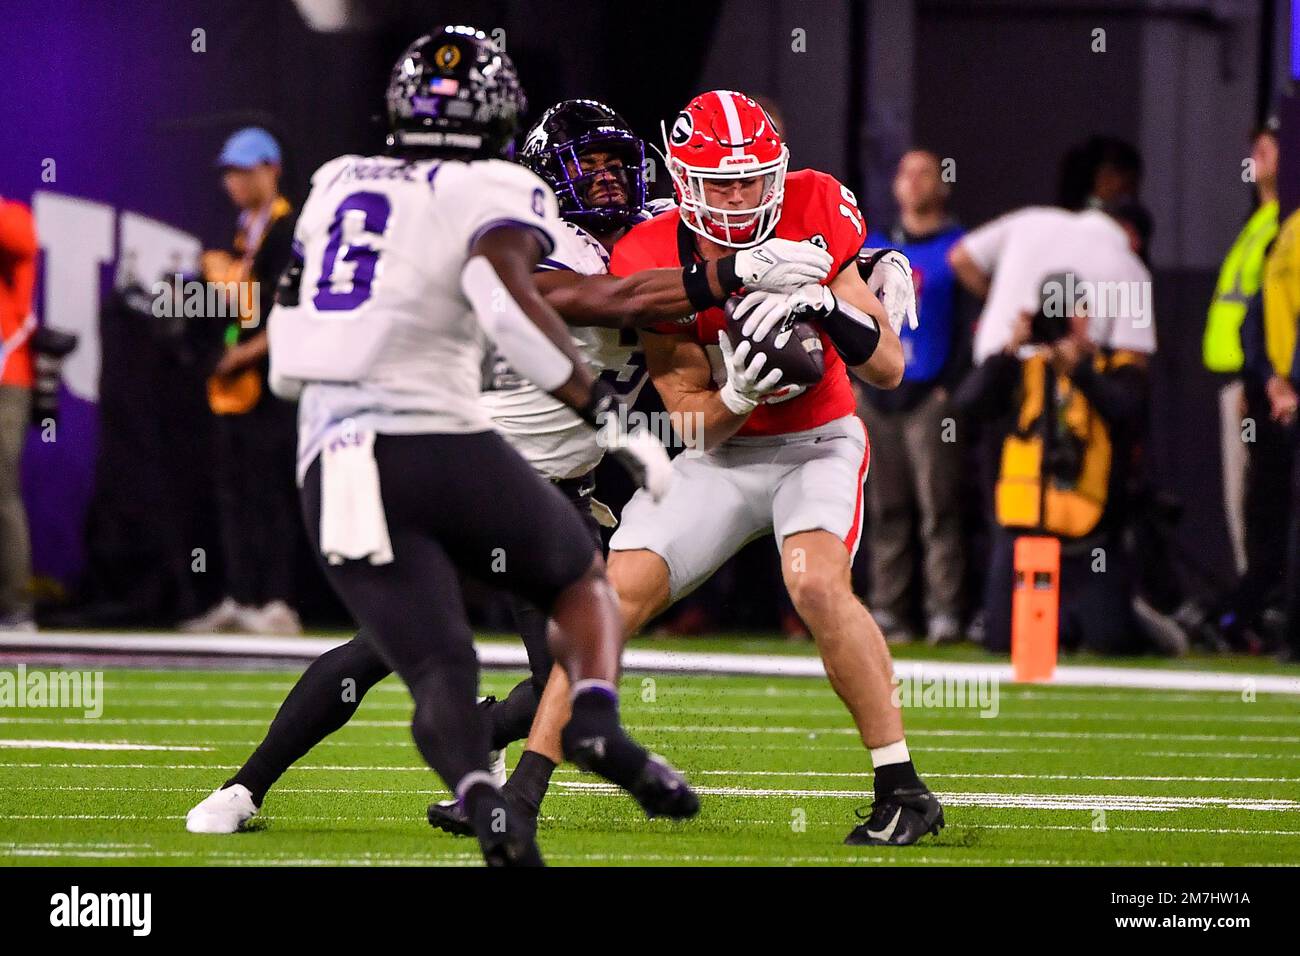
236;601;302;636
0;615;36;632
186;784;259;834
488;748;507;788
179;597;242;634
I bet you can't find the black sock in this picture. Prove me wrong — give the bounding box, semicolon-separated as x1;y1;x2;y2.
562;685;648;784
225;636;391;805
873;760;922;798
503;749;556;813
483;678;543;752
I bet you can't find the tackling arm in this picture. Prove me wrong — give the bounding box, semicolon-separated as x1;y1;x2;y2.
464;225;674;500
537;265;718;330
536;236;834;330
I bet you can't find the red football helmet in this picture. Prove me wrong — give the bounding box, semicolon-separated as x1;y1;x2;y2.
662;90;789;248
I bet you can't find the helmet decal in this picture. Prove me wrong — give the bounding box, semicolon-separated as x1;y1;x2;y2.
661;90;789;248
669;111;694;147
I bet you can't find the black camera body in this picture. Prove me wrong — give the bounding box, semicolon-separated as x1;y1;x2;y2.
1030;271;1076;345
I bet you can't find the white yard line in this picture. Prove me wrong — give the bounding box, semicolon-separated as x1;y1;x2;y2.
0;840;1285;867
552;780;1300;811
6;631;1299;694
0;740;213;752
78;698;1300;724
12;763;1297;813
2;714;1298;744
693;770;1300;783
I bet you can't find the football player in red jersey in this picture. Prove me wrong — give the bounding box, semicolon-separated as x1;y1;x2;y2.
512;90;944;847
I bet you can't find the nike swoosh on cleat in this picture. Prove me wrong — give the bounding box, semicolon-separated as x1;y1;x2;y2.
866;807;902;842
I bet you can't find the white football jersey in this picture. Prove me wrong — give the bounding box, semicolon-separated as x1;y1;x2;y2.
282;154;562;482
480;219;649;480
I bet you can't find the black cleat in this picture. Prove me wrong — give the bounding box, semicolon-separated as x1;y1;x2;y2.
461;787;545;867
564;732;700;821
427;798;474;837
627;754;701;820
479;828;544;867
429;788;539;841
843;784;944;846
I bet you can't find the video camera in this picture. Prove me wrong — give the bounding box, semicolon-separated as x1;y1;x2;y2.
1030;272;1075;345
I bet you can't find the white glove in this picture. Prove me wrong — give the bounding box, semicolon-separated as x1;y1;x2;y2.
733;285;834;345
716;330;785;415
603;425;674;503
862;248;918;334
734;238;833;292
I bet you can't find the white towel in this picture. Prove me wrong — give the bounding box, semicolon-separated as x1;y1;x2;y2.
319;427;394;566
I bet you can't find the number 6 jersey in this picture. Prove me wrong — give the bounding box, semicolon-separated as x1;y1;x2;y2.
272;154;563;482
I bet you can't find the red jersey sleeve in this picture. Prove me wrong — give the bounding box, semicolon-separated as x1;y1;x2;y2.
812;172;867;275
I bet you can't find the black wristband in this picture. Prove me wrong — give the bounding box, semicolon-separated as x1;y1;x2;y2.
577;378;619;430
681;262;716;312
716;256;743;295
818;293;882;366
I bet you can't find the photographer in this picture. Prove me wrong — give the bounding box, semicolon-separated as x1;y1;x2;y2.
0;195;37;631
954;276;1151;654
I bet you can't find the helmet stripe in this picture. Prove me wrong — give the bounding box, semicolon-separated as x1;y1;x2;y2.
714;90;746;157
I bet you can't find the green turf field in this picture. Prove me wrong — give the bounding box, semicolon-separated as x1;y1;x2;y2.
2;647;1299;866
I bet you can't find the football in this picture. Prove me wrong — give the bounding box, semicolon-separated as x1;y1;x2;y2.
724;295;826;386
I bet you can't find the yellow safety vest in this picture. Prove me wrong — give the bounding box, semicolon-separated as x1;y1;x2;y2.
1262;208;1300;378
995;351;1145;539
1203;200;1279;373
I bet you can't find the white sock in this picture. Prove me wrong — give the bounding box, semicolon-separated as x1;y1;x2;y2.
870;739;910;768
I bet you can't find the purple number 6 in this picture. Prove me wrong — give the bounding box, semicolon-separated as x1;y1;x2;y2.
313;191;392;312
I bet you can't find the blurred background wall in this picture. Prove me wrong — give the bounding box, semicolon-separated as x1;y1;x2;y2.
0;0;1293;618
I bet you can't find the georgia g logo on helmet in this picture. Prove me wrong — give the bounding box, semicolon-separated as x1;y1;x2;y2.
669;111;694;147
661;90;790;249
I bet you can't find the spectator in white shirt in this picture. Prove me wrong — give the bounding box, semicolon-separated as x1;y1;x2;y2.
948;204;1156;364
